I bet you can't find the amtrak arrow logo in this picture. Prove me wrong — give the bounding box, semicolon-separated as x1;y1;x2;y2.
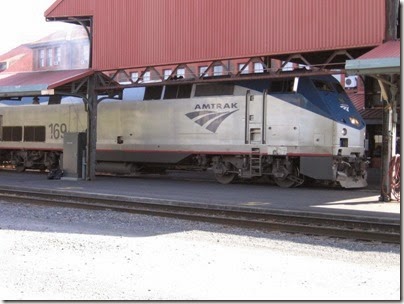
340;104;350;112
185;109;239;133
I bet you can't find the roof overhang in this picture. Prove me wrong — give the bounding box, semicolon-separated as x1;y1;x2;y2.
0;69;121;99
345;57;400;75
0;69;93;98
345;40;400;76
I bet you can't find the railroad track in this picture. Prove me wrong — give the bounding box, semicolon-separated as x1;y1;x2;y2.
0;187;400;244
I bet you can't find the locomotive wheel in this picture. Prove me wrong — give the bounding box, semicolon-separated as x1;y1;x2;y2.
274;176;296;188
273;166;301;188
214;173;237;184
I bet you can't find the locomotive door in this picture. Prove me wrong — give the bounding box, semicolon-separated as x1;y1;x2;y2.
245;90;267;144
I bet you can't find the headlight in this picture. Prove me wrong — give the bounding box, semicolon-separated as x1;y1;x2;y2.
341;128;347;136
349;116;360;126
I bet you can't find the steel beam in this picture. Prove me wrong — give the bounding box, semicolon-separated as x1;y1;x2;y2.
86;75;97;181
99;51;353;88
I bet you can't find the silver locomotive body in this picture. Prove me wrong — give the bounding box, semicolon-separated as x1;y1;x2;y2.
0;75;367;188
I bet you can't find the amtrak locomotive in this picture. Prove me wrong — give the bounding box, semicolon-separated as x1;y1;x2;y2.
0;75;367;188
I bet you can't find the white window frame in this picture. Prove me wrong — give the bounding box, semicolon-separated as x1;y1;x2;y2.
163;69;172;80
177;68;185;78
46;48;53;67
54;47;61;66
254;62;264;73
131;72;139;82
143;71;151;82
39;49;45;68
238;63;249;74
199;66;208;77
282;61;294;71
213;65;223;76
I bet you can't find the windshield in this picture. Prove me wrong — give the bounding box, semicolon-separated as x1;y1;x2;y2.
312;79;334;92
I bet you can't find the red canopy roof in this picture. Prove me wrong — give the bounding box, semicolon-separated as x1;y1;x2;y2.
45;0;386;71
0;69;93;97
358;40;400;60
345;40;400;75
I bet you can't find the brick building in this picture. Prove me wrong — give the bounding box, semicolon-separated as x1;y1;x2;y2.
0;25;89;74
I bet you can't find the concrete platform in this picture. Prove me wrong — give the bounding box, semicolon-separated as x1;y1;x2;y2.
0;168;399;221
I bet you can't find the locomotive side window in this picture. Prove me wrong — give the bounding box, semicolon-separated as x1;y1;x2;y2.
177;84;192;99
2;126;22;142
164;85;178;99
24;126;46;142
312;80;334;92
332;82;345;94
164;84;192;99
144;86;163;100
269;79;294;93
194;83;234;97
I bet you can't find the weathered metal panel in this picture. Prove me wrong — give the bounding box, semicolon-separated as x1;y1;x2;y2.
0;69;93;96
45;0;95;18
358;40;400;59
46;0;386;70
346;41;401;75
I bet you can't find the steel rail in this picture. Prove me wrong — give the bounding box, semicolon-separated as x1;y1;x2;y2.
0;188;399;244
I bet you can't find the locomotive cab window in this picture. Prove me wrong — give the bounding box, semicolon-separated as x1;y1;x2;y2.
24;126;45;142
163;84;192;99
269;79;294;93
144;86;163;100
332;82;345;94
194;83;234;97
312;80;334;92
2;126;22;142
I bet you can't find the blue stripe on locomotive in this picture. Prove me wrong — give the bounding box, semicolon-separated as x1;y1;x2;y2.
238;75;365;130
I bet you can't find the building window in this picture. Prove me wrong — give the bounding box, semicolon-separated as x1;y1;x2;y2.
54;47;61;66
282;61;294;71
254;62;264;73
163;69;172;80
39;49;45;68
213;65;223;76
0;62;7;71
177;68;185;78
131;72;139;82
46;48;53;67
238;63;249;74
142;71;151;82
199;66;208;77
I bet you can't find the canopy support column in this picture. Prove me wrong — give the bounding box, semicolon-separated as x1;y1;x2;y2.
86;75;98;180
378;76;398;202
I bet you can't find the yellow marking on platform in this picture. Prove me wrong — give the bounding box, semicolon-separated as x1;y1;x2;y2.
58;187;84;190
242;202;271;206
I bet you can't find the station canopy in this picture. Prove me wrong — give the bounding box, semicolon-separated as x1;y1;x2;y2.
0;69;120;99
345;40;400;122
345;40;400;75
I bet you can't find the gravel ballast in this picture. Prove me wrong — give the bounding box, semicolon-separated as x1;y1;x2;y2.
0;201;400;300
